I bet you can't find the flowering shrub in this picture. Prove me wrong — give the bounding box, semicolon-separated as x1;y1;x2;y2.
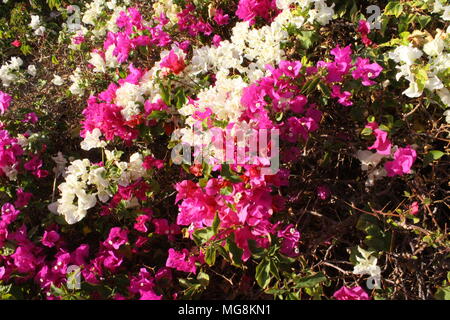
0;0;449;300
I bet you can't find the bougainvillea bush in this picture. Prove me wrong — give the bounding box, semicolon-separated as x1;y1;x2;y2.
0;0;449;300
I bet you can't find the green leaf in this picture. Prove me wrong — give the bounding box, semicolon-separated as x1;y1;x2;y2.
220;185;233;195
269;260;281;280
220;164;242;183
296;31;318;50
435;286;450;300
424;150;445;166
361;127;373;136
148;110;167;120
255;259;272;289
192;227;214;246
47;0;61;9
247;239;265;259
224;234;244;267
415;68;429;92
293;272;327;288
197;271;210;288
212;212;220;234
384;1;404;18
416;15;431;29
204;246;217;266
20;44;32;55
428;150;444;160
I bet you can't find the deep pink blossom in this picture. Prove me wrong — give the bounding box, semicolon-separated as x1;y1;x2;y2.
11;40;21;47
317;185;331;200
166;248;197;273
1;203;20;225
134;214;151;233
14;188;33;208
357;20;372;46
41;230;60;248
160;50;186;75
11;246;38;273
410;201;419;215
333;286;370;300
104;227;128;250
352;57;383;86
277;224;300;257
366;123;391;156
214;9;230;25
236;0;277;25
331;85;353;106
385;146;417;177
0;91;12;115
22;112;39;124
103;250;123;271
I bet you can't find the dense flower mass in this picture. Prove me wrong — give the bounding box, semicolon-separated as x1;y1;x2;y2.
0;0;448;301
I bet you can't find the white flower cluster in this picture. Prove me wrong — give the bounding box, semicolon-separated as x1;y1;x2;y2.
0;57;23;87
174;1;334;147
88;46;120;73
352;246;382;281
50;159;98;224
82;0;130;38
188;0;334;82
388;30;450;105
356;150;387;187
69;67;86;96
432;0;450;26
82;0;107;26
152;0;181;25
81;128;107;151
29;15;46;36
51;151;147;224
179;73;248;125
52;75;64;86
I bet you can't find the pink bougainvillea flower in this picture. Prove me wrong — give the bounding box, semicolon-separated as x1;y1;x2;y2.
212;34;222;47
0;91;12;115
104;227;128;250
277;224;301;257
41;230;60;248
103;250;123;271
331;85;353;106
160;50;186;75
352;57;383;86
317;185;331;200
278;60;302;78
214;9;230;25
142;155;164;170
134;214;151;233
333;286;370;300
23;112;39;124
11;245;39;273
369;129;391;155
166;248;197;273
73;244;90;266
289;95;308;113
384;146;417;177
140;290;163;300
11;40;21;47
357;20;372;46
72;34;85;45
1;203;20;225
317;45;353;83
236;0;276;25
409;201;419;215
0;266;5;280
14;188;32;208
